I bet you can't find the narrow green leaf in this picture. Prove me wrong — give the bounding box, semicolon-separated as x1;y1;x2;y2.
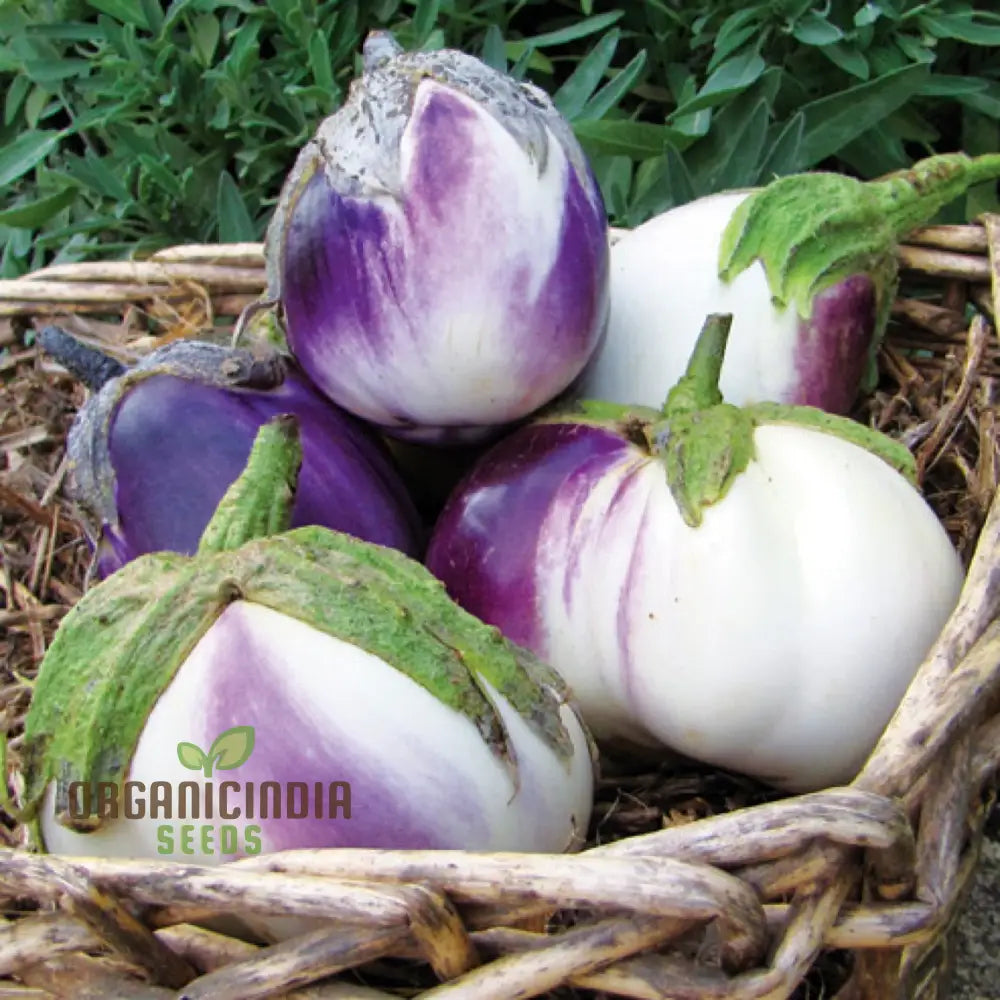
0;186;77;229
708;29;757;73
663;145;696;206
624;147;690;222
177;742;207;771
24;88;52;129
507;45;548;80
854;3;881;27
714;98;770;191
894;34;934;65
62;153;131;201
682;67;781;188
140;0;164;34
962;109;1000;218
24;22;105;41
23;59;92;84
413;0;439;43
0;130;61;188
518;11;623;48
630;154;667;205
838;126;910;180
791;12;843;46
918;12;1000;46
759;112;805;179
480;24;506;71
921;76;990;98
4;74;31;126
160;0;196;34
553;29;619;119
115;125;160;160
959;87;1000;120
820;43;870;81
85;0;149;29
139;154;183;199
307;30;333;91
671;50;766;118
573;119;678;158
793;62;929;170
709;7;765;72
209;725;255;771
217;170;256;242
671;108;712;139
579;49;646;121
421;28;445;51
191;13;220;66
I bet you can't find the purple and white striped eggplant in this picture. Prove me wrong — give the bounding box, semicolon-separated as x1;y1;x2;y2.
427;315;964;791
579;153;1000;414
16;419;595;869
42;329;422;576
265;33;609;445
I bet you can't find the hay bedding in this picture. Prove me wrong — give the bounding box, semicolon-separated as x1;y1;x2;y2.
0;225;996;999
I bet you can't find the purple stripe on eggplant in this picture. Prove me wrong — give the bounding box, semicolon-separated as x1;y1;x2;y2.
522;164;609;384
400;82;608;397
557;456;642;614
426;421;629;651
106;369;421;570
282;170;403;390
403;82;478;220
616;494;652;711
790;275;877;413
558;468;599;615
201;612;484;852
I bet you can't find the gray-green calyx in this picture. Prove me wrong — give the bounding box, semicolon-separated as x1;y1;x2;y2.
264;30;598;299
554;314;916;528
66;338;289;558
18;418;582;837
718;151;1000;329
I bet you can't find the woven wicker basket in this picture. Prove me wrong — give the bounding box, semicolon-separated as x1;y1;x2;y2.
0;219;998;1000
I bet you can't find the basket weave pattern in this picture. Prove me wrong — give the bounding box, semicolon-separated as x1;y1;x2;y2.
0;222;999;1000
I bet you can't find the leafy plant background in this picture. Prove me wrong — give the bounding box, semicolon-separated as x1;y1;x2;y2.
2;0;999;277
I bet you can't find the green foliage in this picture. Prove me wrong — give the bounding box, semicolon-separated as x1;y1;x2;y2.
2;0;998;276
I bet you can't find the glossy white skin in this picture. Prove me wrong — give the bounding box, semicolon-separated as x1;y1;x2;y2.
580;191;801;409
41;601;594;861
535;424;964;791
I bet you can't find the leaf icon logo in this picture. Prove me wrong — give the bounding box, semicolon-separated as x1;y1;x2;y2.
176;726;255;777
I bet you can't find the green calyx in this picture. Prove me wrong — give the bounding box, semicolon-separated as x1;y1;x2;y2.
564;314;917;529
718;151;1000;327
17;419;582;840
644;315;757;528
232;298;290;356
197;414;301;554
651;315;916;525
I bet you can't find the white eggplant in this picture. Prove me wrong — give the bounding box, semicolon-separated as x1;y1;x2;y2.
14;419;594;872
428;315;965;791
580;153;1000;415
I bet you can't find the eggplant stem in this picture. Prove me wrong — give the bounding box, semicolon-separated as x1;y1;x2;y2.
38;326;126;391
879;152;1000;241
662;313;733;416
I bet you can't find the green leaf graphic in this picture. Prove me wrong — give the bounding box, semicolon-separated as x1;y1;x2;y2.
177;742;207;772
208;725;255;775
